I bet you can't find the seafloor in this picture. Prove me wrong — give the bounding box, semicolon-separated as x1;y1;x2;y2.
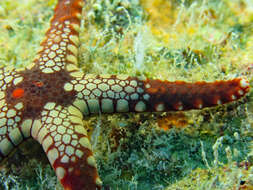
0;0;252;189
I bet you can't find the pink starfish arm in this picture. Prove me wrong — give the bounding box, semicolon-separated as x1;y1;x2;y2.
31;0;83;72
64;75;249;115
32;104;102;190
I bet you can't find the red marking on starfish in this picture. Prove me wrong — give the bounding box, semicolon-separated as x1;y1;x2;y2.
33;81;44;87
12;88;24;99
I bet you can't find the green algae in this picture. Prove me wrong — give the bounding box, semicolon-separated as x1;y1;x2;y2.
0;0;252;189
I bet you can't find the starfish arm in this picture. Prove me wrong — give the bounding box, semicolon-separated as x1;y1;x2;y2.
64;75;250;115
0;66;31;162
31;0;84;72
0;118;35;162
142;77;250;111
32;103;102;190
0;125;27;163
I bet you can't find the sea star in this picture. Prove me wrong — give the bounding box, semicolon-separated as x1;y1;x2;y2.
0;0;250;190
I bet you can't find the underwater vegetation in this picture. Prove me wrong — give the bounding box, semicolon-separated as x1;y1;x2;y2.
0;0;252;189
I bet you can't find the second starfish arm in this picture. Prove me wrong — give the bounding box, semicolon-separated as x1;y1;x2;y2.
65;74;250;115
33;104;102;190
30;0;84;72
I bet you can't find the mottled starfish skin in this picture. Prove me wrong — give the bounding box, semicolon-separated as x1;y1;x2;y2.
0;0;250;190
